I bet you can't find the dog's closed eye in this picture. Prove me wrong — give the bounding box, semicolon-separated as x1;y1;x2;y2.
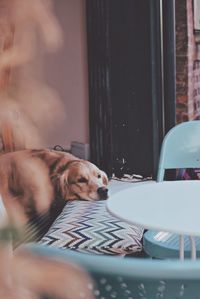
77;177;88;183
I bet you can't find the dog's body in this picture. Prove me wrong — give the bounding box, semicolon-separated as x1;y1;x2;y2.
0;144;108;239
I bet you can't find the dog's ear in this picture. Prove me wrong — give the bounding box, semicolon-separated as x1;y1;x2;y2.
101;170;109;185
51;167;71;200
50;162;69;183
59;169;69;197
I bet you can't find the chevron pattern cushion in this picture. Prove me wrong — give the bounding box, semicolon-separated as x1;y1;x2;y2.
39;200;144;255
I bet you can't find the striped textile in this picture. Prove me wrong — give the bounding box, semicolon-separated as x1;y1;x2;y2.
40;200;144;255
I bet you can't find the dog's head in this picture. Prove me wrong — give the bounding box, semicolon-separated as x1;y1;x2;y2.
54;160;109;201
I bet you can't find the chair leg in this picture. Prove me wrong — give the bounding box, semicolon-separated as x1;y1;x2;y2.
179;235;184;260
190;236;196;260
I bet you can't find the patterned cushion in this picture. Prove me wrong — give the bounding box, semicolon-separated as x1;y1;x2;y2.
39;200;144;255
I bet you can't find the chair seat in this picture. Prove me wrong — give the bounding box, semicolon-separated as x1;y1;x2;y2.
143;230;200;259
24;243;200;299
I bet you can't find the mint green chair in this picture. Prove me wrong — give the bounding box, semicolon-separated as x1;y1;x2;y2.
143;120;200;259
24;243;200;299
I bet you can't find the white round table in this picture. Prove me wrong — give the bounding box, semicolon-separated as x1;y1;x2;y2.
106;181;200;259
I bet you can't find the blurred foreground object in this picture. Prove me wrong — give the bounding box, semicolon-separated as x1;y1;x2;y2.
0;0;66;150
0;225;94;299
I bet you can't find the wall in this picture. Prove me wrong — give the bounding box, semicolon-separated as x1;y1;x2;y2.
44;0;89;149
176;0;200;122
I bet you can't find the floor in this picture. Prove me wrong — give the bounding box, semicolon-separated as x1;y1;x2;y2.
108;177;153;195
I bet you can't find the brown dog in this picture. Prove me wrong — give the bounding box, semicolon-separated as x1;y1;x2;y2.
0;132;109;240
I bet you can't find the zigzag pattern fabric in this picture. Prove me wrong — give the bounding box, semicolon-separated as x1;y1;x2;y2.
40;201;144;255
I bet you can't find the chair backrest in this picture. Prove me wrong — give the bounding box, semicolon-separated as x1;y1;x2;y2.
157;121;200;181
24;244;200;299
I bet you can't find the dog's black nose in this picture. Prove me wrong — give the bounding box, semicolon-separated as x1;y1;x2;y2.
97;187;108;200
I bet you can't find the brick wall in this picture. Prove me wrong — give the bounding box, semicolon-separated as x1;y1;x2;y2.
176;0;200;122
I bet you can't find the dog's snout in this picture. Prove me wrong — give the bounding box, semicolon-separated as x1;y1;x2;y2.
97;187;108;200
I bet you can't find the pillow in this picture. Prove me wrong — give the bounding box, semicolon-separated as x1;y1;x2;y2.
39;200;144;255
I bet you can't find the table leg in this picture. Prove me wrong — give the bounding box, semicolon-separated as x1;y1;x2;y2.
179;235;184;260
190;236;196;260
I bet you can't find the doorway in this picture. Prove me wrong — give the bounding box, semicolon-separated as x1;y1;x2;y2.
86;0;176;178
